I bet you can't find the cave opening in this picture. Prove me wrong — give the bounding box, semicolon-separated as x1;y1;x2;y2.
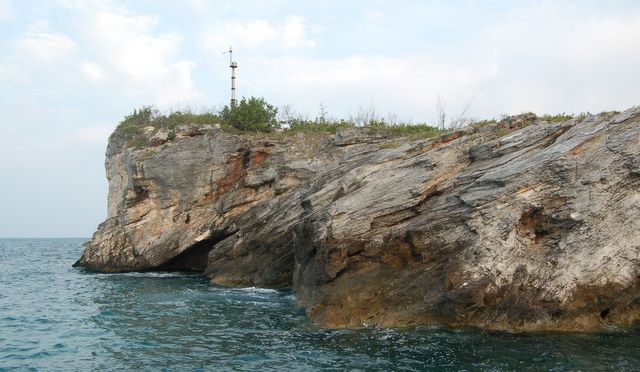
153;231;234;273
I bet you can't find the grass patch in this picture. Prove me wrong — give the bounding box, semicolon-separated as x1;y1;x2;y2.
538;113;574;123
281;117;442;140
470;119;497;129
286;119;354;133
128;137;150;148
379;141;403;149
368;120;442;139
495;126;509;137
138;148;156;161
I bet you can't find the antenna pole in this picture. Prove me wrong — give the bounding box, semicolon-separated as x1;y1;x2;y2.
228;46;238;107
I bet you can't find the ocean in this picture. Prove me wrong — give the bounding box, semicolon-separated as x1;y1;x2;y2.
1;238;638;371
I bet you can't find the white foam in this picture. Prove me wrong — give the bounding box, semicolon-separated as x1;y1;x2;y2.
235;287;279;294
105;272;199;279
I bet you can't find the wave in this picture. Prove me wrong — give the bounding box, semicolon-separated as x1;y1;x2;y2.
234;287;280;294
99;271;201;279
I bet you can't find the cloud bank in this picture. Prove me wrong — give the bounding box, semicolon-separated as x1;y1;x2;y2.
0;0;639;236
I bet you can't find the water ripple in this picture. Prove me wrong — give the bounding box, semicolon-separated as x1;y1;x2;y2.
1;238;639;370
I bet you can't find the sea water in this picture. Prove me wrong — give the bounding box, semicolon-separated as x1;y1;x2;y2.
1;238;639;371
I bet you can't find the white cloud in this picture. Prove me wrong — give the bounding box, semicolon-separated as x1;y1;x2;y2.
79;61;106;81
219;6;640;121
280;16;316;48
73;7;201;105
5;1;640;122
240;55;492;121
6;21;84;94
472;6;640;115
14;21;78;63
201;15;315;53
6;1;201;105
0;0;13;20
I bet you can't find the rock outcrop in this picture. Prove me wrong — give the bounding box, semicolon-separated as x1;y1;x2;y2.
75;107;640;331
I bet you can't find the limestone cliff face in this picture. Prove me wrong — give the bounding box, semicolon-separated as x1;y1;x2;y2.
76;107;640;331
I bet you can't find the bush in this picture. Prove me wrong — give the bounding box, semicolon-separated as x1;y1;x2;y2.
115;106;155;138
221;97;278;132
121;106;156;127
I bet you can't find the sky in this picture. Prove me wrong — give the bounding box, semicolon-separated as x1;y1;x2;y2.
0;0;639;237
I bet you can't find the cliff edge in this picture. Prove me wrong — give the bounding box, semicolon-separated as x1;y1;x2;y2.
76;107;640;331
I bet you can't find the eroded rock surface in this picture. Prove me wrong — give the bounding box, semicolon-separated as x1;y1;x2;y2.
76;107;640;331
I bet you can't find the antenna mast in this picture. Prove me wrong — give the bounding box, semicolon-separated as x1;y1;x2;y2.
225;46;238;107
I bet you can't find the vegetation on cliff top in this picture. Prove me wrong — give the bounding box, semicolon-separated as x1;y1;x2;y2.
113;96;444;147
113;96;613;148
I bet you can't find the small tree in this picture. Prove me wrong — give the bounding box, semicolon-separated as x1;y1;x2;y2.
220;97;278;132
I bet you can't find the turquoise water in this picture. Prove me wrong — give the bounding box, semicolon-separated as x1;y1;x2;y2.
1;239;639;371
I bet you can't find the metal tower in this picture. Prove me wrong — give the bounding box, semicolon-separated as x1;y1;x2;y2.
224;46;238;107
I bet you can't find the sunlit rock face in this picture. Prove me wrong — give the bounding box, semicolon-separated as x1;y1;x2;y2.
76;107;640;331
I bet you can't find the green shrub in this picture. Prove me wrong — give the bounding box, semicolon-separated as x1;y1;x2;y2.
220;97;278;132
114;106;155;140
121;106;155;127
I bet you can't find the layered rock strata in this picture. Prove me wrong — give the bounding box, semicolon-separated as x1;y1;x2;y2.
76;107;640;331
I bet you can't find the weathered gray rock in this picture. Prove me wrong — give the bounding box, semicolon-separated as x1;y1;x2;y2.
76;108;640;331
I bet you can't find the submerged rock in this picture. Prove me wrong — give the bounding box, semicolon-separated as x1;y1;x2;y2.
76;107;640;331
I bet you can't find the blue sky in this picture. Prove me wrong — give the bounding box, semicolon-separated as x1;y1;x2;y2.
1;0;639;237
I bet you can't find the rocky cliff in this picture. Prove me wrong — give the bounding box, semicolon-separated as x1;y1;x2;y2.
76;107;640;331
